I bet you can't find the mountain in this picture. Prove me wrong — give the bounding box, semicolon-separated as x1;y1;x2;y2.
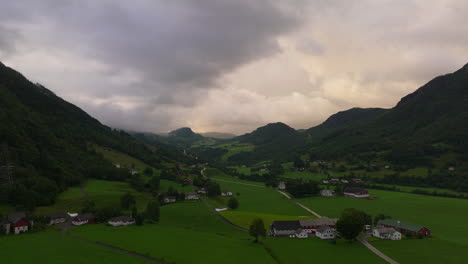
225;122;306;164
306;63;468;166
200;132;237;139
0;61;179;209
168;127;202;138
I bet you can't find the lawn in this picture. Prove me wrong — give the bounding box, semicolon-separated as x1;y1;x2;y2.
0;231;152;264
94;145;152;171
70;201;277;264
205;168;307;216
264;237;387;264
280;171;330;181
298;189;468;263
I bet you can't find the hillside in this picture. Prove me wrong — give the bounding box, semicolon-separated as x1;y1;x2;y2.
200;132;237;139
0;61;179;209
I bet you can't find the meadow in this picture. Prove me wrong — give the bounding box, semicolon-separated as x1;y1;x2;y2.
298;189;468;263
0;231;152;264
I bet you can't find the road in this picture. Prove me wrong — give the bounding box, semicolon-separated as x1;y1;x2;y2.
276;190;398;264
200;198;249;233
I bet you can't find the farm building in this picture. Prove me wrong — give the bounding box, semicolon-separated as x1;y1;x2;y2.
1;212;33;235
299;217;337;234
270;220;302;237
185;192;199;200
278;181;286;190
373;227;402;240
221;191;233;197
343;187;369;198
108;216;135;227
197;188;207;194
164;196;177;203
320;189;335;197
72;213;95;226
316;226;336;240
377;219;431;237
46;212;68;225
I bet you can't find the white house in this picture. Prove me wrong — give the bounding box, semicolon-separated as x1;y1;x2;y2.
278;181;286;190
108;216;135;227
46;212;68;225
295;229;308;238
72;213;95;226
320;189;335;197
316;226;336;240
185;192;199;200
164;196;177;203
343;187;369;198
373;227;402;240
131;169;138;175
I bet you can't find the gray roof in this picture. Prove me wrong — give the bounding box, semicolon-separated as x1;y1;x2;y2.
377;219;427;232
299;217;337;227
186;192;198;196
74;213;95;221
46;212;68;220
271;220;301;231
375;227;398;235
7;212;26;223
109;216;134;222
316;225;332;233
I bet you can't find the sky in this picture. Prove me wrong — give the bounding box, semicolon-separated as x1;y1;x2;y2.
1;0;468;134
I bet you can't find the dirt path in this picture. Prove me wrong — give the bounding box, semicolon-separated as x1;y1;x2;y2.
65;233;169;264
357;236;399;264
276;190;322;218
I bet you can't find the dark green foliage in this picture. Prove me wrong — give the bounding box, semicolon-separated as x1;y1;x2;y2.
336;208;366;241
81;200;96;214
120;193;136;210
405;231;413;238
0;62;177;209
135;213;145;226
146;200;160;222
285;179;319;198
147;175;160;196
249;218;266;242
227;197;239;209
131;207;138;219
143;167;153;176
96;206;122;223
374;214;391;225
206;182;221;197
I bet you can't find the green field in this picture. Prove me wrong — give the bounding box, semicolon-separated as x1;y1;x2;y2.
35;179;152;215
0;231;152;264
280;171;330;181
94;145;152;171
298;189;468;263
70;201;277;264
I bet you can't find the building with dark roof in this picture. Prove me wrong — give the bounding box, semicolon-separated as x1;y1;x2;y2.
72;213;95;226
108;216;135;226
299;217;337;234
46;212;68;225
377;219;431;237
270;220;301;237
344;187;369;198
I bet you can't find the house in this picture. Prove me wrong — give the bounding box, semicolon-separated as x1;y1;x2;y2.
221;191;233;197
344;187;369;198
46;212;68;225
0;219;11;235
299;217;337;234
316;226;336;240
320;189;335;197
164;196;177;203
373;227;402;240
340;179;349;184
448;166;455;171
108;216;135;226
215;207;228;212
377;219;431;237
295;229;308;238
115;163;121;168
278;181;286;190
270;220;301;237
185;192;199;200
197;188;207;194
352;178;364;183
6;212;32;235
72;213;95;226
131;169;138;175
183;178;192;185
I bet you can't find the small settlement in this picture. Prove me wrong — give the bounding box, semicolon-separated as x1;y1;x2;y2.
270;217;338;240
1;212;33;235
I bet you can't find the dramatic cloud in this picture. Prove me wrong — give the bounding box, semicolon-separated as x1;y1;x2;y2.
1;0;468;133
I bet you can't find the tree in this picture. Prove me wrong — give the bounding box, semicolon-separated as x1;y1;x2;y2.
120;193;136;210
227;197;239;209
132;207;138;219
148;175;160;195
81;200;96;214
207;182;221;197
135;213;145;226
249;218;266;242
143;167;153;176
374;213;390;225
146;200;160;222
336;208;365;241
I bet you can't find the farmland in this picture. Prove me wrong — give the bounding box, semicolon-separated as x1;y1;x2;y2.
298;189;468;263
0;231;152;264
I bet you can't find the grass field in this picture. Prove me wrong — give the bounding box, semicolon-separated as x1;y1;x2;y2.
71;201;277;264
205;168;306;216
280;171;330;181
35;179;152;215
94;145;152;171
0;231;152;264
298;189;468;263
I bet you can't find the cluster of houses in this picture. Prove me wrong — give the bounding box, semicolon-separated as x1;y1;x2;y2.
320;187;370;199
270;217;338;240
1;212;33;235
372;219;431;240
322;178;364;184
